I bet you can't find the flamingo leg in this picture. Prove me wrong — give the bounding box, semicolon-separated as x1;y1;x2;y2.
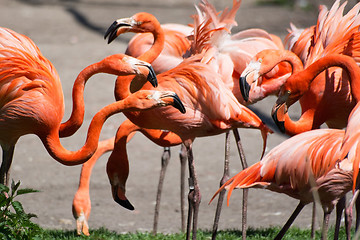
179;144;187;232
211;131;231;240
274;202;305;240
346;189;360;239
152;147;171;235
232;129;248;240
334;196;346;240
185;142;201;240
321;210;331;240
311;203;316;239
0;145;15;186
356;195;360;231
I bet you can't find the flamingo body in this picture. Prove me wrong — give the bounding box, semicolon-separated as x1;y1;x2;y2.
211;128;354;239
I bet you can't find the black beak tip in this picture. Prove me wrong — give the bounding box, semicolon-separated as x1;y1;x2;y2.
173;94;186;114
271;110;286;133
239;76;250;102
114;194;135;211
104;21;118;39
146;66;158;87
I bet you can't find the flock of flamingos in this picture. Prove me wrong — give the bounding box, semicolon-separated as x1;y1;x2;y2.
3;0;360;239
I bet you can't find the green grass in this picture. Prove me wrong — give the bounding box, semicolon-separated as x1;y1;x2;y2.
0;181;355;239
37;227;354;240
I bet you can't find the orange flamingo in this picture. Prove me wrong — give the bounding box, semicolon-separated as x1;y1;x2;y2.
72;95;185;235
237;2;360;237
213;53;360;238
186;1;285;238
273;53;360;239
104;12;273;240
72;137;114;236
240;0;360;135
113;21;192;234
72;22;191;235
0;26;158;185
211;127;351;240
104;2;284;237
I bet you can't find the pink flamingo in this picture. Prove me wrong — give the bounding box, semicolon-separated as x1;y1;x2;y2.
72;22;191;235
104;11;273;240
104;1;284;238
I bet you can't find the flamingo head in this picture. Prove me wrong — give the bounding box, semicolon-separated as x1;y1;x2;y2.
107;171;135;211
105;12;160;44
240;49;291;103
72;190;91;236
123;90;186;114
98;54;158;88
271;69;309;133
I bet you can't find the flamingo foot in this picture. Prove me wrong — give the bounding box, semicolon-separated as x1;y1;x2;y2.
76;212;90;236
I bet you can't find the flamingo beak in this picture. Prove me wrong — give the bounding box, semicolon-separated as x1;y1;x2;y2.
271;91;290;133
112;185;134;210
239;76;250;102
171;93;186;114
145;65;158;88
104;19;132;44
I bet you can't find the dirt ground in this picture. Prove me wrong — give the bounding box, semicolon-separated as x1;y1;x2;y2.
1;0;358;235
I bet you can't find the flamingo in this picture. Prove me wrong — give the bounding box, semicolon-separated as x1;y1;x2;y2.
104;1;286;237
271;50;360;238
108;21;192;233
0;26;158;186
211;127;351;240
72;95;185;236
227;54;360;239
104;10;274;239
238;2;360;235
240;0;360;135
212;53;360;238
72;22;192;235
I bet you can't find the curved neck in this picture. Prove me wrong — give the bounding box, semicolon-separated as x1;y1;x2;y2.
106;119;182;195
300;54;360;102
138;24;165;63
261;50;304;76
59;63;102;137
60;55;147;137
278;50;304;74
283;54;360;135
115;25;165;101
42;98;132;166
283;110;316;136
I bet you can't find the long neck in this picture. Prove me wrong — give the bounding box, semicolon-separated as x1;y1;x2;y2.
77;137;114;189
138;23;165;63
42;98;131;166
283;109;316;136
283;54;360;135
115;25;165;100
60;56;145;137
278;50;304;74
59;63;103;137
300;54;360;102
